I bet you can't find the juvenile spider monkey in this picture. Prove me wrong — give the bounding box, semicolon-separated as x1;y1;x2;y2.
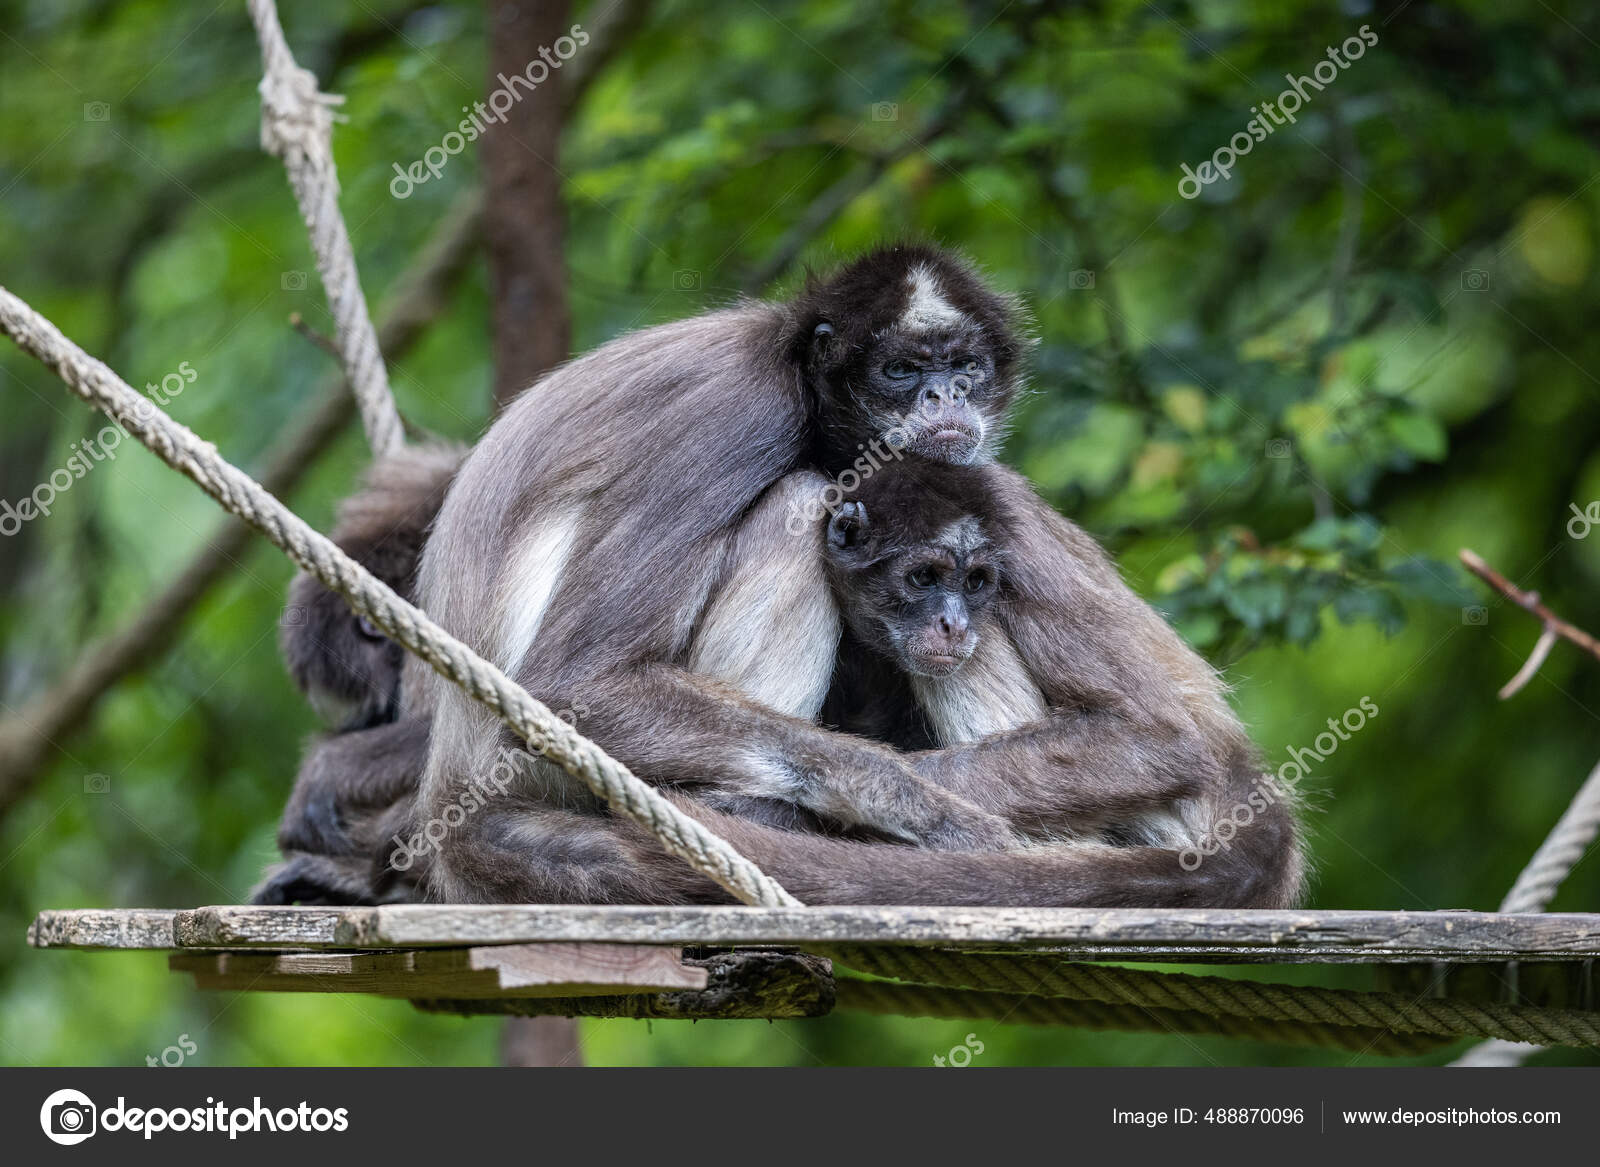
264;244;1303;909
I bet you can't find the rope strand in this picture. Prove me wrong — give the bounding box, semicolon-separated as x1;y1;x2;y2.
829;947;1600;1049
247;0;405;456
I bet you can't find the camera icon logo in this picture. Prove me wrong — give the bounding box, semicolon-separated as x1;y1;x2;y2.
281;271;309;292
1265;438;1292;459
870;101;900;122
672;269;701;291
83;102;111;122
1067;269;1096;290
40;1088;97;1145
83;773;110;795
281;604;308;628
1462;605;1488;626
1460;269;1490;292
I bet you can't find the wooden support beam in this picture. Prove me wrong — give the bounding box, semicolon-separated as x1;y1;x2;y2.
413;951;835;1020
169;942;708;999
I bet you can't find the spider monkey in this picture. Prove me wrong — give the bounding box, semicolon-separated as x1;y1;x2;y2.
264;244;1303;909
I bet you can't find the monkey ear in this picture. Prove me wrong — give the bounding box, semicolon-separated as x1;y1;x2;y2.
827;500;869;550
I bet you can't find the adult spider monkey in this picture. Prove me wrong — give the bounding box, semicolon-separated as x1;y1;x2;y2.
261;244;1302;909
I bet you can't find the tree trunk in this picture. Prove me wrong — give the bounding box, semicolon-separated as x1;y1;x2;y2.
484;0;583;1067
484;0;574;409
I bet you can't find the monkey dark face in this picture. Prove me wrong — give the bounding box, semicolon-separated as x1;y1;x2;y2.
280;443;461;732
283;570;405;731
822;457;1007;679
790;245;1025;469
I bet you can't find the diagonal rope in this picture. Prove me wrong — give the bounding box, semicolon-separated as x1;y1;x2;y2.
828;947;1600;1049
1452;754;1600;1066
247;0;404;456
0;284;798;910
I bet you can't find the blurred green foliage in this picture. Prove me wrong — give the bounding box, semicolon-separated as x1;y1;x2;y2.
2;0;1598;1067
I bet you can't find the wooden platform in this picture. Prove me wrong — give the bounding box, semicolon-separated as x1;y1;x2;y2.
28;906;1600;1031
29;904;1600;961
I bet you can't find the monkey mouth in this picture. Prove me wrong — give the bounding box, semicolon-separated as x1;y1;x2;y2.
909;426;981;462
908;648;973;678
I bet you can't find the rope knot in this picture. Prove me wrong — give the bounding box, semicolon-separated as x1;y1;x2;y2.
257;62;345;185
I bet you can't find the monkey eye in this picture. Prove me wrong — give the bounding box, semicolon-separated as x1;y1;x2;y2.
906;567;938;589
964;571;989;594
356;615;386;641
882;360;918;380
960;358;982;377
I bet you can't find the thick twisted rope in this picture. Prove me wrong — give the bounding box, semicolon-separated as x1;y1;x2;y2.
834;978;1449;1056
1498;756;1600;915
0;285;798;909
1450;755;1600;1065
247;0;404;456
827;947;1600;1049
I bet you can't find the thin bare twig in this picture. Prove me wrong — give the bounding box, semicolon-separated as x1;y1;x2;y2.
1459;548;1600;698
288;312;341;360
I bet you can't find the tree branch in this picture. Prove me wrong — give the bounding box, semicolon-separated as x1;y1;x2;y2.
1459;548;1600;699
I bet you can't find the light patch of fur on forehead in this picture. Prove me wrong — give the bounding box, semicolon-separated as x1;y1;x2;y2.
935;515;989;557
898;264;969;334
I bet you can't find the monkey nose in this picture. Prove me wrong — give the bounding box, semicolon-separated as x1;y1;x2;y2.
937;613;969;640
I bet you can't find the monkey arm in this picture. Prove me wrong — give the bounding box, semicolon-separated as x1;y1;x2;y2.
565;662;1016;851
276;716;429;857
908;708;1213;839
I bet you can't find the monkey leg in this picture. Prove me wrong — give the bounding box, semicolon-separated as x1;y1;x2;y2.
428;791;1299;909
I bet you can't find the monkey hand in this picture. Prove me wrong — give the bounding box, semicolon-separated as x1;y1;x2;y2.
277;754;357;857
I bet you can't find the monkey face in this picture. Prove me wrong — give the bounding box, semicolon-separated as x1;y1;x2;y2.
282;576;404;730
826;499;1001;678
882;550;997;676
790;245;1024;468
871;340;995;465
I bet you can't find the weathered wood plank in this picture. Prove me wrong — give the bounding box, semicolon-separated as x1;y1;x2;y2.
344;906;1600;960
28;909;178;950
28;905;1600;962
168;943;708;998
176;905;345;948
